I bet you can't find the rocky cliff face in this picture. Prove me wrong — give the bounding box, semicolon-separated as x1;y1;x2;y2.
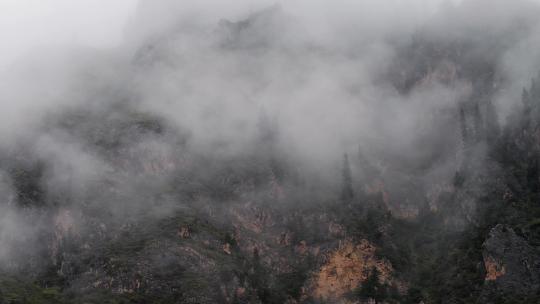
481;224;540;301
309;239;395;302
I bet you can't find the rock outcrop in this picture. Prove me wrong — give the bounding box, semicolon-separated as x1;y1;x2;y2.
481;224;540;300
309;240;394;302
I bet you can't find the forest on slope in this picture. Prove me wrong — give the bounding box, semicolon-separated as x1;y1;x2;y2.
0;0;540;303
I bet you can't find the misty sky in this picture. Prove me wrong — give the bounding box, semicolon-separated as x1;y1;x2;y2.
12;0;540;73
0;0;137;71
0;0;477;71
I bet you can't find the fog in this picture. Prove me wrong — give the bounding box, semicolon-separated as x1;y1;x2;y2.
1;0;540;276
0;0;136;71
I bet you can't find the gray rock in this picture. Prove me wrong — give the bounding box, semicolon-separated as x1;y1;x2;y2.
481;224;540;300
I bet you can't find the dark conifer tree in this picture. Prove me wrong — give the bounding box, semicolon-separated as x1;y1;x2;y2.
356;267;387;303
521;88;532;132
527;157;539;194
472;102;484;142
459;106;469;149
358;146;380;190
484;99;500;144
341;153;354;203
455;105;470;185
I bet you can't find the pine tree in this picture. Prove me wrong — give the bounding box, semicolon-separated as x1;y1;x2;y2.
472;102;484;142
521;88;532;132
257;108;278;148
514;79;540;195
484;99;500;144
527;157;539;194
455;105;470;185
459;106;469;149
530;77;540;125
356;267;387;303
251;247;270;302
341;153;354;203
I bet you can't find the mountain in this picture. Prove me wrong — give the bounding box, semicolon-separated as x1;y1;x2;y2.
1;1;540;303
